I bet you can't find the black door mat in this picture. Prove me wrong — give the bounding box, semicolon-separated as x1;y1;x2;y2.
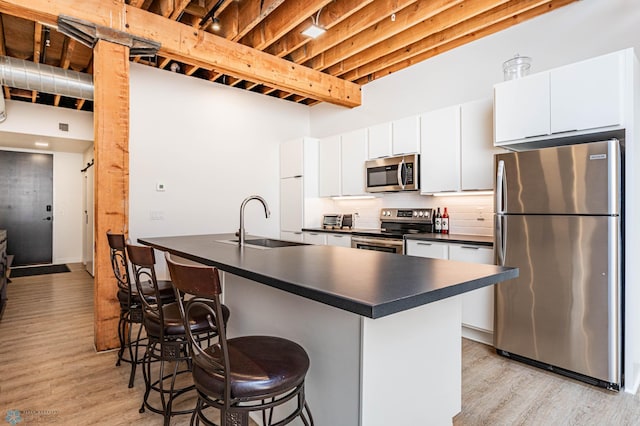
10;264;71;278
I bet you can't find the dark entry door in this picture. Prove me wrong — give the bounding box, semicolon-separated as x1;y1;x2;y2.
0;150;53;265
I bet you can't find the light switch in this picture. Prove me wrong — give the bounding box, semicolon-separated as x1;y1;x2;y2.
150;211;165;220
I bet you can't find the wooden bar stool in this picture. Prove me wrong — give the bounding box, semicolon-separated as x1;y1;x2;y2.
126;244;230;426
107;231;176;388
165;253;313;426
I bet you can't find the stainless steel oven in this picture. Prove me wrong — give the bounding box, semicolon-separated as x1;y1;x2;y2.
351;236;404;254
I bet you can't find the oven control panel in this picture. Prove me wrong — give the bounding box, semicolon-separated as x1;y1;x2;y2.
380;208;433;222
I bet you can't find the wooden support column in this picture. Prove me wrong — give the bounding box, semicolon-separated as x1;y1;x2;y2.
93;40;130;351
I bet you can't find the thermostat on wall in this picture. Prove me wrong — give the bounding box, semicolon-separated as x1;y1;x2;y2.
156;182;166;192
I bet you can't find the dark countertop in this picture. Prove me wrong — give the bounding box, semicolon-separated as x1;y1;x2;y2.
404;233;494;247
139;233;516;319
303;227;494;246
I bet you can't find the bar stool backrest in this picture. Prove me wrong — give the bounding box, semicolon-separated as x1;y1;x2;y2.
165;253;232;404
126;244;166;336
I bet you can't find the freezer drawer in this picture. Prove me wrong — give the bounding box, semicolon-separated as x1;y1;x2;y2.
494;214;621;385
495;139;621;215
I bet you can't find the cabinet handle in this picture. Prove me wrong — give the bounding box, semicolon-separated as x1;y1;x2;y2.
460;246;479;250
524;133;549;139
416;242;432;246
310;233;318;236
551;129;578;135
333;235;344;238
293;232;302;235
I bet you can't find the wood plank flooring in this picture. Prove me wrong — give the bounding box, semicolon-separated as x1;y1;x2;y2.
1;265;640;425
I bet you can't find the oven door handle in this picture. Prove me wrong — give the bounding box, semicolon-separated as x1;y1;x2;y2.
351;236;403;246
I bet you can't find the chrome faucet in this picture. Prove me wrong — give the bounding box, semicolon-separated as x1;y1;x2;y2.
238;195;271;246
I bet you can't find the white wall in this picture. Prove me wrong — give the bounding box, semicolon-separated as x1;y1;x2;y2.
128;63;310;275
309;0;640;394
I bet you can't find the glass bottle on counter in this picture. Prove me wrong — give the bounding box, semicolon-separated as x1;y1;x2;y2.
442;207;449;234
434;207;442;233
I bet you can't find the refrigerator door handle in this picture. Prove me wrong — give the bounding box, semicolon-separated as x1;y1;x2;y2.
495;214;507;266
496;160;506;214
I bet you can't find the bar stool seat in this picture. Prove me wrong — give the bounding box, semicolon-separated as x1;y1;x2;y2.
192;335;309;399
144;301;230;337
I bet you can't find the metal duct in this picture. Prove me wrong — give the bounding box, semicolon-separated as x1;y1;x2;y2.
0;56;93;101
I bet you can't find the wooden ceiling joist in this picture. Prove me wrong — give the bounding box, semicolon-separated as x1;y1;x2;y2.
0;0;361;107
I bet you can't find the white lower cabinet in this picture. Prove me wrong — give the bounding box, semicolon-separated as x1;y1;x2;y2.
448;245;494;338
405;240;449;259
405;239;494;345
280;231;304;243
303;232;327;245
327;234;351;247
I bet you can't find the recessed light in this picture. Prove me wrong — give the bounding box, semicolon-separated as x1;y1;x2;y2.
35;142;49;147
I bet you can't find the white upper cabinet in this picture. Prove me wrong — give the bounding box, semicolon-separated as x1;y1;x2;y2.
494;49;632;147
494;71;551;144
368;122;392;159
340;129;368;196
461;99;503;190
392;116;420;155
420;105;461;194
280;176;303;232
318;135;342;197
280;138;304;178
550;51;624;134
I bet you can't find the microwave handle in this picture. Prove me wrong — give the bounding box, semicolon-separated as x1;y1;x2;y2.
397;159;406;190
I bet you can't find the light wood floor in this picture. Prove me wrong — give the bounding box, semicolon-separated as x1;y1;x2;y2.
1;266;640;425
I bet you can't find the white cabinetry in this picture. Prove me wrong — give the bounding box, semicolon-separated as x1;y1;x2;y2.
318;135;341;197
420;99;498;194
340;129;368;196
319;130;368;197
405;240;449;259
368;117;420;159
303;231;327;245
494;49;632;147
494;72;550;144
327;234;351;247
392;116;420;155
461;99;503;190
449;244;494;341
420;106;460;194
550;51;624;133
368;122;392;159
279;137;322;242
405;239;494;345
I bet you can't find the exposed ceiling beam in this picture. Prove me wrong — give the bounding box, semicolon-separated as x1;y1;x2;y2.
0;0;361;107
32;21;42;102
54;37;77;106
0;14;10;99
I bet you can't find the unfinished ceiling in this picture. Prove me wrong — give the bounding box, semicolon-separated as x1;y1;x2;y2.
0;0;577;111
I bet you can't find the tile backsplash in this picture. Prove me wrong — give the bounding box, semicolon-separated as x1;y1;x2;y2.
328;193;494;236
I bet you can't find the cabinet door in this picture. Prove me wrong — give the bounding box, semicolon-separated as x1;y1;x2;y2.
420;105;461;194
368;122;392;159
326;234;351;247
550;51;624;134
280;139;303;178
303;232;327;245
280;231;304;243
449;245;494;332
341;129;368;196
280;177;303;232
318;135;341;197
392;116;420;155
461;99;503;191
405;240;449;259
494;72;550;144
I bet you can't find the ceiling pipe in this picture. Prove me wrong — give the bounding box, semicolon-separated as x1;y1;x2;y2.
0;56;93;101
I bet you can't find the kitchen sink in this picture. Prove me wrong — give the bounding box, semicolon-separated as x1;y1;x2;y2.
217;238;306;249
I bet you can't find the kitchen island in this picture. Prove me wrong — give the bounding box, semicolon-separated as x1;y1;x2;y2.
139;233;517;425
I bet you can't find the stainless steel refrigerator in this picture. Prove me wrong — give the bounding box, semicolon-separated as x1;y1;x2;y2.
494;139;623;390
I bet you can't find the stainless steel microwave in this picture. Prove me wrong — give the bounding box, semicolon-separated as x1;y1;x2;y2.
365;154;419;192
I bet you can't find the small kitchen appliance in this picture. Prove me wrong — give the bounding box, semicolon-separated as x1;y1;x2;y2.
365;154;419;193
322;214;342;229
